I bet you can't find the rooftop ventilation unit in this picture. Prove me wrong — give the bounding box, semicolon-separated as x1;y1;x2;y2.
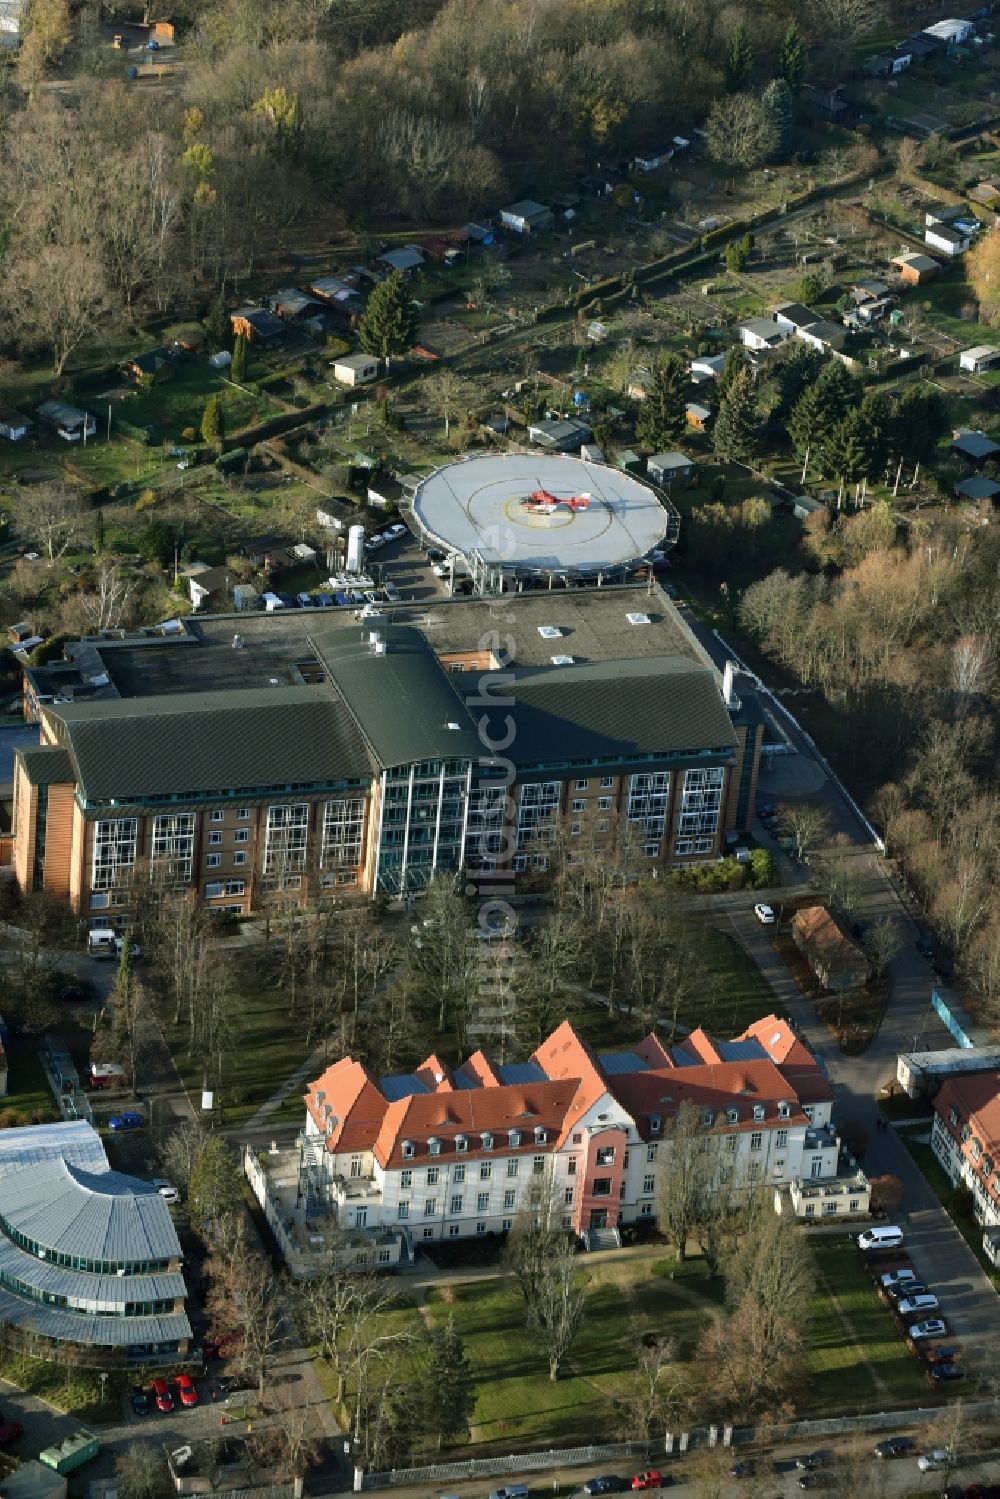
537;625;562;639
232;634;244;650
626;612;651;625
551;654;574;666
373;640;388;656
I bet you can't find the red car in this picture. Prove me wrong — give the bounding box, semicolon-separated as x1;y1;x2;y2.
0;1422;24;1447
150;1378;174;1414
174;1374;198;1408
632;1474;662;1491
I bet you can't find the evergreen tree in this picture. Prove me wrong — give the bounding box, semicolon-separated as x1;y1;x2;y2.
230;333;247;384
761;78;794;162
777;22;805;95
636;352;688;452
893;383;950;465
422;1315;476;1451
725;22;753;92
205;292;228;350
788;380;833;459
822;406;868;484
764;341;826;430
723;232;754;273
717;346;747;404
712;366;761;462
816;360;861;424
858;390;894;479
201;392;224;448
358;270;418;360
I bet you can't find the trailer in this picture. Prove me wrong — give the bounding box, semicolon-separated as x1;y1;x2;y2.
39;1430;99;1476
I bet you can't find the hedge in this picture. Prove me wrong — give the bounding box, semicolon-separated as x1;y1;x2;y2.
114;418;153;446
223;402;329;452
215;446;247;472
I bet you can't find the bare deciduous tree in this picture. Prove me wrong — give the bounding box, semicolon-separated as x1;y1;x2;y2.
14;482;88;563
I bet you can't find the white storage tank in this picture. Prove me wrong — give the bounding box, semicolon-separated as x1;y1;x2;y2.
346;524;365;574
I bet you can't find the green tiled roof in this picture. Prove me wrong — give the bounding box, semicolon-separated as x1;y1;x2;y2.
43;687;373;803
17;745;74;787
310;626;481;770
472;658;737;765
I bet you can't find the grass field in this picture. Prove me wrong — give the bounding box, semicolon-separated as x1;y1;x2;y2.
2;1045;59;1123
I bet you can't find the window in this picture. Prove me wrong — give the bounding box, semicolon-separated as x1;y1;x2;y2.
423;1227;434;1238
753;1104;765;1122
508;1130;521;1150
515;780;561;851
747;1161;761;1181
592;1178;612;1197
92;818;138;892
803;1106;814;1121
773;1159;785;1178
429;1139;441;1157
778;1101;791;1119
564;1187;574;1205
642;1174;654;1194
426;1167;439;1186
502;1218;512;1232
482;1132;494;1150
151;812;195;881
234;852;247;867
397;1203;409;1221
645;843;660;856
235;829;249;844
572;799;586;813
456;1136;468;1154
575;779;589;790
534;1127;547;1145
598;796;613;811
823;1201;838;1215
600;776;614;788
402;1142;415;1160
627;771;670;839
507;1159;519;1178
678;766;724;839
596;1147;615;1166
448;1224;460;1237
849;1199;859;1213
237;807;250;820
206;854;222;870
453;1164;465;1183
727;1108;739;1125
641;1202;653;1216
208;831;223;846
401;1170;412;1188
567;1157;577;1176
204;882;223;899
804;1203;814;1217
750;1131;763;1151
533;1156;545;1175
647;1144;658;1162
424;1199;437;1216
321;796;365;870
623;1153;629;1169
224;881;244;897
477;1192;489;1212
210;810;224;823
776;1129;788;1148
477;1222;487;1235
264;802;309;874
571;822;582;837
649;1116;661;1135
480;1162;492;1180
504;1189;516;1209
350;1156;363;1178
450;1195;462;1214
572;1133;582;1144
726;1135;737;1152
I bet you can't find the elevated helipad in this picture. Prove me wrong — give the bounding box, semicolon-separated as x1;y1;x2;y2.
411;452;674;576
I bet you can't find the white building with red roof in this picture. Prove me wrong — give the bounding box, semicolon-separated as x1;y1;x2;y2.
301;1015;861;1248
932;1071;1000;1228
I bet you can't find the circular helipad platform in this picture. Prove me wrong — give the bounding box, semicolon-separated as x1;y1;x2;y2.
411;452;671;577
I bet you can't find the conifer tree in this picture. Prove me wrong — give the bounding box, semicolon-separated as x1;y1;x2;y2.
201;392;224;448
822;406;868;485
762;78;794;162
358;270;418;360
422;1315;476;1451
712;366;761;462
230;333;247;384
725;22;753;92
636;352;687;452
788;380;832;459
777;22;805;95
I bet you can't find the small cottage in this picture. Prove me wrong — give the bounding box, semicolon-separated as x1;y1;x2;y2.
791;906;870;993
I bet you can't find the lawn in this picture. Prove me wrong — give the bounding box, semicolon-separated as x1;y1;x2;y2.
156;957;320;1128
1;1044;59;1123
105;365;282;442
692;927;778;1037
807;1239;938;1412
1;1352;133;1421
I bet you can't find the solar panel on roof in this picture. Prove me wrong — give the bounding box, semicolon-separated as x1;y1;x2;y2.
380;1074;429;1102
671;1048;698;1067
598;1052;650;1075
716;1040;766;1062
496;1061;546;1085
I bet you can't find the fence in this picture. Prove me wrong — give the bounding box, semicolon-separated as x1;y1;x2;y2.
355;1402;1000;1492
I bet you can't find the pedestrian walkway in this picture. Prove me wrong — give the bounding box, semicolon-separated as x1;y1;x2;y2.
243;1044;328;1132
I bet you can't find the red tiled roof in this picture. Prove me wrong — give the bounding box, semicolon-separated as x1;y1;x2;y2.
372;1081;579;1169
414;1054;454;1092
610;1057;811;1133
305;1057;388;1153
936;1072;1000;1154
531;1019;612;1143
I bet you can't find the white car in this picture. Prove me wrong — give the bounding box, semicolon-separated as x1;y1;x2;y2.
917;1451;952;1473
151;1179;179;1205
366;534;385;550
753;903;776;925
387;523;407;539
898;1294;939;1317
908;1318;947;1340
880;1268;917;1289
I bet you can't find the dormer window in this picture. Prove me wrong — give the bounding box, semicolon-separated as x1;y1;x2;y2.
534;1126;547;1144
429;1137;441;1156
402;1140;415;1160
649;1115;661;1135
482;1131;494;1151
778;1101;791;1120
753;1105;765;1122
727;1107;739;1125
456;1135;468;1153
702;1110;714;1128
509;1129;521;1148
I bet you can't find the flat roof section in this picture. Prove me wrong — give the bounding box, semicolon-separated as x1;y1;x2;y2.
412;452;672;575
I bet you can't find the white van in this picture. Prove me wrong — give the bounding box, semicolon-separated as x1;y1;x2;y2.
858;1225;904;1251
87;927;118;959
88;1062;126;1090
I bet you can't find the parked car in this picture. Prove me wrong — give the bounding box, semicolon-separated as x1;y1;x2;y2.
887;1281;928;1302
794;1454;826;1471
797;1475;825;1491
909;1319;948;1341
918;1450;953;1472
916;935;935;959
151;1179;179;1205
880;1268;917;1289
729;1460;755;1479
754;903;776;925
387;523;407;539
88;1063;126;1090
874;1437;916;1458
366;534;385;550
925;1344;960;1364
108;1111;144;1131
898;1293;939;1317
150;1378;174;1413
0;1422;24;1447
584;1479;629;1495
631;1474;663;1490
216;1373;254;1396
929;1364;965;1383
130;1386;151;1416
174;1374;198;1408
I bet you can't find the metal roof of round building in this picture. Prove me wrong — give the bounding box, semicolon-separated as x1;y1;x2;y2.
412;452;674;576
0;1158;181;1265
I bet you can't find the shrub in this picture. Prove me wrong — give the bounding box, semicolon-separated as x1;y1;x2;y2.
134;488;158;513
181;427;197;442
